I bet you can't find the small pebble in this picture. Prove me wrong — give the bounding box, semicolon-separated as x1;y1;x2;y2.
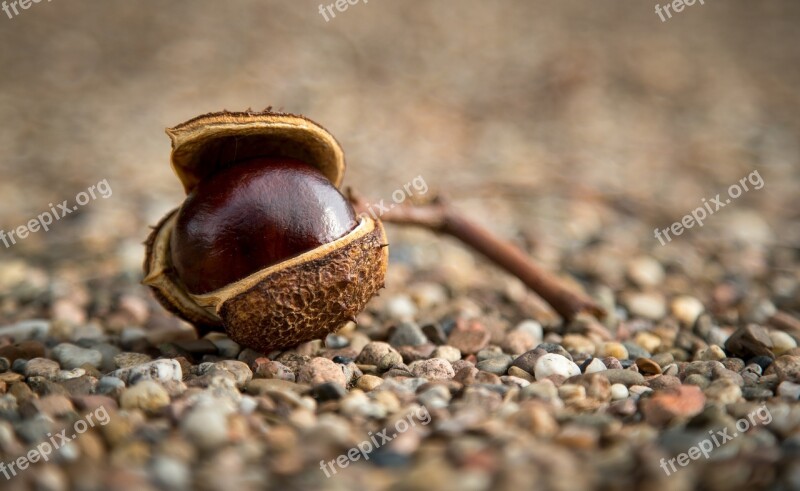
534;354;581;380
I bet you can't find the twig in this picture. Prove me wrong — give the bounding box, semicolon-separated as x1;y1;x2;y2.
348;190;605;321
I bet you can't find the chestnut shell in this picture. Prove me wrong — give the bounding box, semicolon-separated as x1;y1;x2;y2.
143;110;389;351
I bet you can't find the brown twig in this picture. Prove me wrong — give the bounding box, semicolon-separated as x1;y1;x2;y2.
348;190;605;322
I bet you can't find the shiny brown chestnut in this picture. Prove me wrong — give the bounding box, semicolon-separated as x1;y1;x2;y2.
143;110;389;353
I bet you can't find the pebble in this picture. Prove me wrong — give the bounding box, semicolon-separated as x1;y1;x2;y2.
671;296;705;326
725;325;774;359
625;292;666;320
356;374;384;391
385;295;418;320
447;321;491;355
356;342;399;366
297;357;347;388
112;359;183;384
602;369;645;386
389;322;429;347
24;358;60;379
635;358;662;375
211;360;253;388
770;331;798;356
0;320;50;341
698;345;727;361
584;358;607;374
476;355;513;375
704;378;742;404
634;332;662;354
120;380;170;412
766;355;800;382
52;343;103;369
181;406;229;451
409;358;455;380
253;359;295;381
642;385;706;426
534;354;581;380
598;342;628;360
114;352;153;368
626;256;664;287
610;384;629;400
0;340;45;363
431;345;462;363
777;381;800;399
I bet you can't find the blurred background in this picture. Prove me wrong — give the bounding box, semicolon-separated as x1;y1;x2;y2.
1;1;798;285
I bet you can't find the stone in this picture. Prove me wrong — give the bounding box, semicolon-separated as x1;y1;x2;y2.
698;345;726;361
0;341;45;363
431;345;461;363
409;358;455;381
181;406;229;450
356;374;384;391
24;358;60;379
704;378;742;404
725;325;774;359
625;292;666;320
388;322;429;347
598;342;628;360
477;355;513;375
626;256;664;287
297;357;347;388
602;369;645;386
253;359;295;381
647;375;681;391
51;343;103;369
777;381;800;399
584;358;607;374
770;331;797;356
534;354;581;380
210;360;253;388
0;320;50;341
610;384;629;400
671;296;705;326
384;294;417;320
635;358;662;375
113;352;153;368
447;321;490;355
766;355;800;382
356;342;398;365
120;380;170;412
634;332;662;354
642;385;706;426
112;359;183;384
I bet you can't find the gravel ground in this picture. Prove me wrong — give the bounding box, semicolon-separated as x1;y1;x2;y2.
1;1;799;490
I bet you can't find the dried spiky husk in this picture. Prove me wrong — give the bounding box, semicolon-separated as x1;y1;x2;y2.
143;214;388;352
167;110;346;194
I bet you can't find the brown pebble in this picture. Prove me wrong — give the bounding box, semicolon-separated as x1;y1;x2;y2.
642;385;706;426
447;320;491;355
635;358;662;375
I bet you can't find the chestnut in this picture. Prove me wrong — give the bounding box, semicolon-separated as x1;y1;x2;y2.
143;110;388;353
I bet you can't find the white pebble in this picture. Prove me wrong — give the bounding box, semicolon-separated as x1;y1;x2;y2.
584;358;607;374
770;331;797;356
610;383;629;400
534;353;581;380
